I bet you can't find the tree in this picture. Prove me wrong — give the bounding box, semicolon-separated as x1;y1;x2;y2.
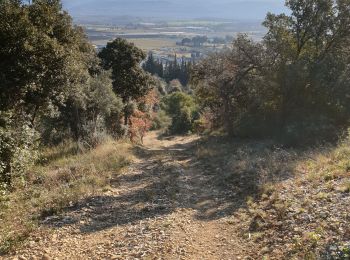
181;38;192;46
98;38;154;125
192;0;350;141
192;36;208;47
263;0;350;134
0;0;94;124
0;0;99;183
161;92;198;134
192;35;268;136
142;52;163;77
163;56;191;86
143;52;155;74
39;68;126;147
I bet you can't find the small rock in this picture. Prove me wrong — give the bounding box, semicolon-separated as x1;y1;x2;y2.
261;247;270;254
320;212;328;219
329;246;337;251
41;254;50;260
51;234;58;241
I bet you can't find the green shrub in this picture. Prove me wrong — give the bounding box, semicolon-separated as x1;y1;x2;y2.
161;92;198;134
0;112;38;185
151;110;172;130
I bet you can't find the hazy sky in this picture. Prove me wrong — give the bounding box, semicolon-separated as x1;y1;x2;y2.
61;0;288;20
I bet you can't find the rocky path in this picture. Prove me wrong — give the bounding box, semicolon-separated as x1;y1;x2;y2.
9;132;246;260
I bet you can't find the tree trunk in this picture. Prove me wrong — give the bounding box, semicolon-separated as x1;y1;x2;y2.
124;110;128;126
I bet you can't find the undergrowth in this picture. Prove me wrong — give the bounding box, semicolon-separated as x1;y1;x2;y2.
195;132;350;258
0;139;133;254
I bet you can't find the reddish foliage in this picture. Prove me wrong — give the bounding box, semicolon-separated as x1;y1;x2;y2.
129;90;158;144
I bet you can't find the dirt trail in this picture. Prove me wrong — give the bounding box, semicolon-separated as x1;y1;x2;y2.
9;132;246;260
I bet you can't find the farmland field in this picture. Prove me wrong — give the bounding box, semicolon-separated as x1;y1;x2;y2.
128;38;177;51
85;19;266;63
92;37;178;51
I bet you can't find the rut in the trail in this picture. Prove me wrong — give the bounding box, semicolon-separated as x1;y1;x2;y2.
9;132;247;260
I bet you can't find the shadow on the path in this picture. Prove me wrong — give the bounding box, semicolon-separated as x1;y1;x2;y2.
42;134;299;233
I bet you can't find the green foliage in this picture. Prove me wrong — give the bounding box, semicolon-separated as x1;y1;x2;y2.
40;70;124;147
142;52;192;86
161;92;198;134
154;76;167;96
99;38;153;103
151;110;172;130
0;0;94;115
179;36;208;47
163;55;192;86
78;70;124;146
0;1;128;185
0;112;38;185
142;52;164;77
192;35;268;136
192;0;350;142
99;38;155;127
89;71;123;119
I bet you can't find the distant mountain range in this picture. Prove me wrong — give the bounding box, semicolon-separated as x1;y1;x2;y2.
62;0;288;22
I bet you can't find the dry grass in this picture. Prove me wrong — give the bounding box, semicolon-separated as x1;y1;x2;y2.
128;38;177;51
0;140;133;254
194;133;350;258
195;136;299;193
239;136;350;259
301;138;350;183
